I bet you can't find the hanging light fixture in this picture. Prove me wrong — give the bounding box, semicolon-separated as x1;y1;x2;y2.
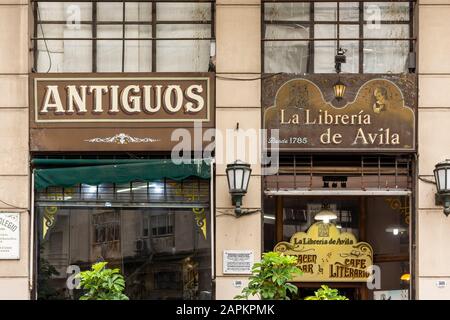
334;47;347;101
314;204;338;224
333;79;346;101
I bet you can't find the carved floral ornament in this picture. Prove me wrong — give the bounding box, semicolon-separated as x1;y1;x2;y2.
84;133;160;145
263;78;415;151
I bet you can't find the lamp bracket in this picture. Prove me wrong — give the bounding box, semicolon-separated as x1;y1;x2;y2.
435;193;443;206
435;193;450;205
235;208;261;218
435;193;450;217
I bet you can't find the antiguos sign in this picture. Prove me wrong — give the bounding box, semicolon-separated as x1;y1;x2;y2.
33;76;210;123
0;212;20;260
263;75;416;152
30;73;214;151
274;222;373;282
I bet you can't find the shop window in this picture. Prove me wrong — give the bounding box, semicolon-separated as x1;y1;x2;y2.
37;206;211;300
263;155;413;300
264;195;411;299
33;1;215;72
263;1;415;73
36;175;211;300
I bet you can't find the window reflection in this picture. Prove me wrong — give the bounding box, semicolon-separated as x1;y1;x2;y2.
36;178;209;205
37;207;211;300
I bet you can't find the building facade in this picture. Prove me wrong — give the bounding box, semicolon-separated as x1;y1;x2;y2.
0;0;449;300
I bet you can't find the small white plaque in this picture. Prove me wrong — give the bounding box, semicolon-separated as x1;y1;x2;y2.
223;250;254;275
373;289;409;300
0;212;20;260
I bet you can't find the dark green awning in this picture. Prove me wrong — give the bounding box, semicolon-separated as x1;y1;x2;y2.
32;158;211;190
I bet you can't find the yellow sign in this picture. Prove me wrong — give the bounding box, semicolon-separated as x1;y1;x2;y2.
274;222;373;282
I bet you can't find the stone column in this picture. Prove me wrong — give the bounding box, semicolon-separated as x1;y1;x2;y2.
418;0;450;300
214;0;262;299
0;0;30;300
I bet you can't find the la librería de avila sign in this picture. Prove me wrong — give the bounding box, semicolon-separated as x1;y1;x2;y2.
264;77;415;151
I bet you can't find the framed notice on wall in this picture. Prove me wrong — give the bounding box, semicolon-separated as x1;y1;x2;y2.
373;290;408;300
0;212;20;259
223;250;254;275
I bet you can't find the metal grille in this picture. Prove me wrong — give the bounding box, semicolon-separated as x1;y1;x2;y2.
264;154;413;192
36;177;210;207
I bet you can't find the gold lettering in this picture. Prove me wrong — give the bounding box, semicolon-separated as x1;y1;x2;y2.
88;85;108;113
121;85;141;113
392;133;400;144
164;85;183;113
41;86;64;114
66;85;87;114
332;133;342;144
280;109;288;124
305;109;316;124
353;128;369;145
109;85;120;113
340;114;349;124
185;85;205;113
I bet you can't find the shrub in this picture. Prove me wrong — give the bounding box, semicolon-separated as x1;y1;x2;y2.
235;251;302;300
304;285;349;300
76;261;129;300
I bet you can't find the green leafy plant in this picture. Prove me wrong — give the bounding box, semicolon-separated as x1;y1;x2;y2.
304;285;349;300
76;261;129;300
37;253;61;300
235;251;302;300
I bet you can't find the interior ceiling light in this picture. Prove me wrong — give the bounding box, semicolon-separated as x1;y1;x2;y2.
385;225;407;236
314;206;338;224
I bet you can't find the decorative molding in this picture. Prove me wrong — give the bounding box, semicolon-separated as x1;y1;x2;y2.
43;206;58;240
84;133;160;145
193;207;207;240
385;197;410;225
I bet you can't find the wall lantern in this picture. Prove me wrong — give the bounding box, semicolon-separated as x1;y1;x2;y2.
333;80;346;101
434;160;450;216
226;160;252;216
